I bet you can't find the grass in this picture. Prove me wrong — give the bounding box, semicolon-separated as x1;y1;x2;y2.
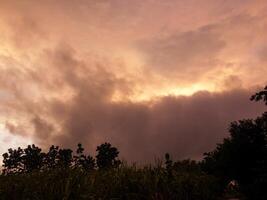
0;164;222;200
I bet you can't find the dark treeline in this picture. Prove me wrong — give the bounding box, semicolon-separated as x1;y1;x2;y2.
2;142;120;174
0;86;267;200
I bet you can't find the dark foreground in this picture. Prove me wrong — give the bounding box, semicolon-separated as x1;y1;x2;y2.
0;165;230;200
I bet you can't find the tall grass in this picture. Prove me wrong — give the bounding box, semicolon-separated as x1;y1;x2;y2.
0;163;221;200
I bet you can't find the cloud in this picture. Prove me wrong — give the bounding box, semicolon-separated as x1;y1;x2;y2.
222;75;243;90
1;44;264;162
138;11;267;88
140;24;225;80
0;0;266;163
49;84;266;162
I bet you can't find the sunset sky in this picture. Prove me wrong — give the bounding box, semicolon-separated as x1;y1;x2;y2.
0;0;266;162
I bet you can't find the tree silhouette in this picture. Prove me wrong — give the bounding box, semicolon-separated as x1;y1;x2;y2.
2;145;45;174
43;145;59;169
2;143;120;174
96;142;120;169
22;144;45;173
202;86;267;199
2;147;24;174
73;143;95;170
250;85;267;105
57;148;73;168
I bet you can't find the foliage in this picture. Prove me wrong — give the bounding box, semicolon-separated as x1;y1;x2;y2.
2;147;24;174
202;86;267;200
43;145;59;169
73;143;95;171
0;164;221;200
23;144;45;173
250;85;267;105
1;143;221;199
96;142;121;169
2;143;95;174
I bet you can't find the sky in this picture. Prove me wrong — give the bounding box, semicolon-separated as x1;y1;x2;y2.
0;0;266;162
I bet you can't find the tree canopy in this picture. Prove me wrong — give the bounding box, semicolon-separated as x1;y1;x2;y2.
2;142;120;174
202;85;267;199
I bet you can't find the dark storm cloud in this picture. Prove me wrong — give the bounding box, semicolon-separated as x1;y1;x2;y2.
48;83;265;162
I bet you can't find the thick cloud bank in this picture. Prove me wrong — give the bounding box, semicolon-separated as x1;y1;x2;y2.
3;47;265;162
0;0;266;162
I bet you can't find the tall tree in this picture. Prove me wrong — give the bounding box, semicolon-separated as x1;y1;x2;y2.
202;86;267;199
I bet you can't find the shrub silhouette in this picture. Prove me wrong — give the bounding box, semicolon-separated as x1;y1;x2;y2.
96;142;121;169
73;143;95;170
165;153;173;176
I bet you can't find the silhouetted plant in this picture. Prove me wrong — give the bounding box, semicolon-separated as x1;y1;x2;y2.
73;143;95;170
57;148;73;168
2;143;98;173
73;143;84;167
173;159;200;172
96;142;121;169
250;85;267;105
202;86;267;199
43;145;59;169
22;144;45;173
165;153;173;177
2;147;24;174
0;163;220;200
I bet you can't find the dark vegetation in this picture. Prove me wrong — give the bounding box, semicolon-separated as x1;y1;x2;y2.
0;86;267;200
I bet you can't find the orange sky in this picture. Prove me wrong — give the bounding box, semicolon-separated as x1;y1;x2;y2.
0;0;266;161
